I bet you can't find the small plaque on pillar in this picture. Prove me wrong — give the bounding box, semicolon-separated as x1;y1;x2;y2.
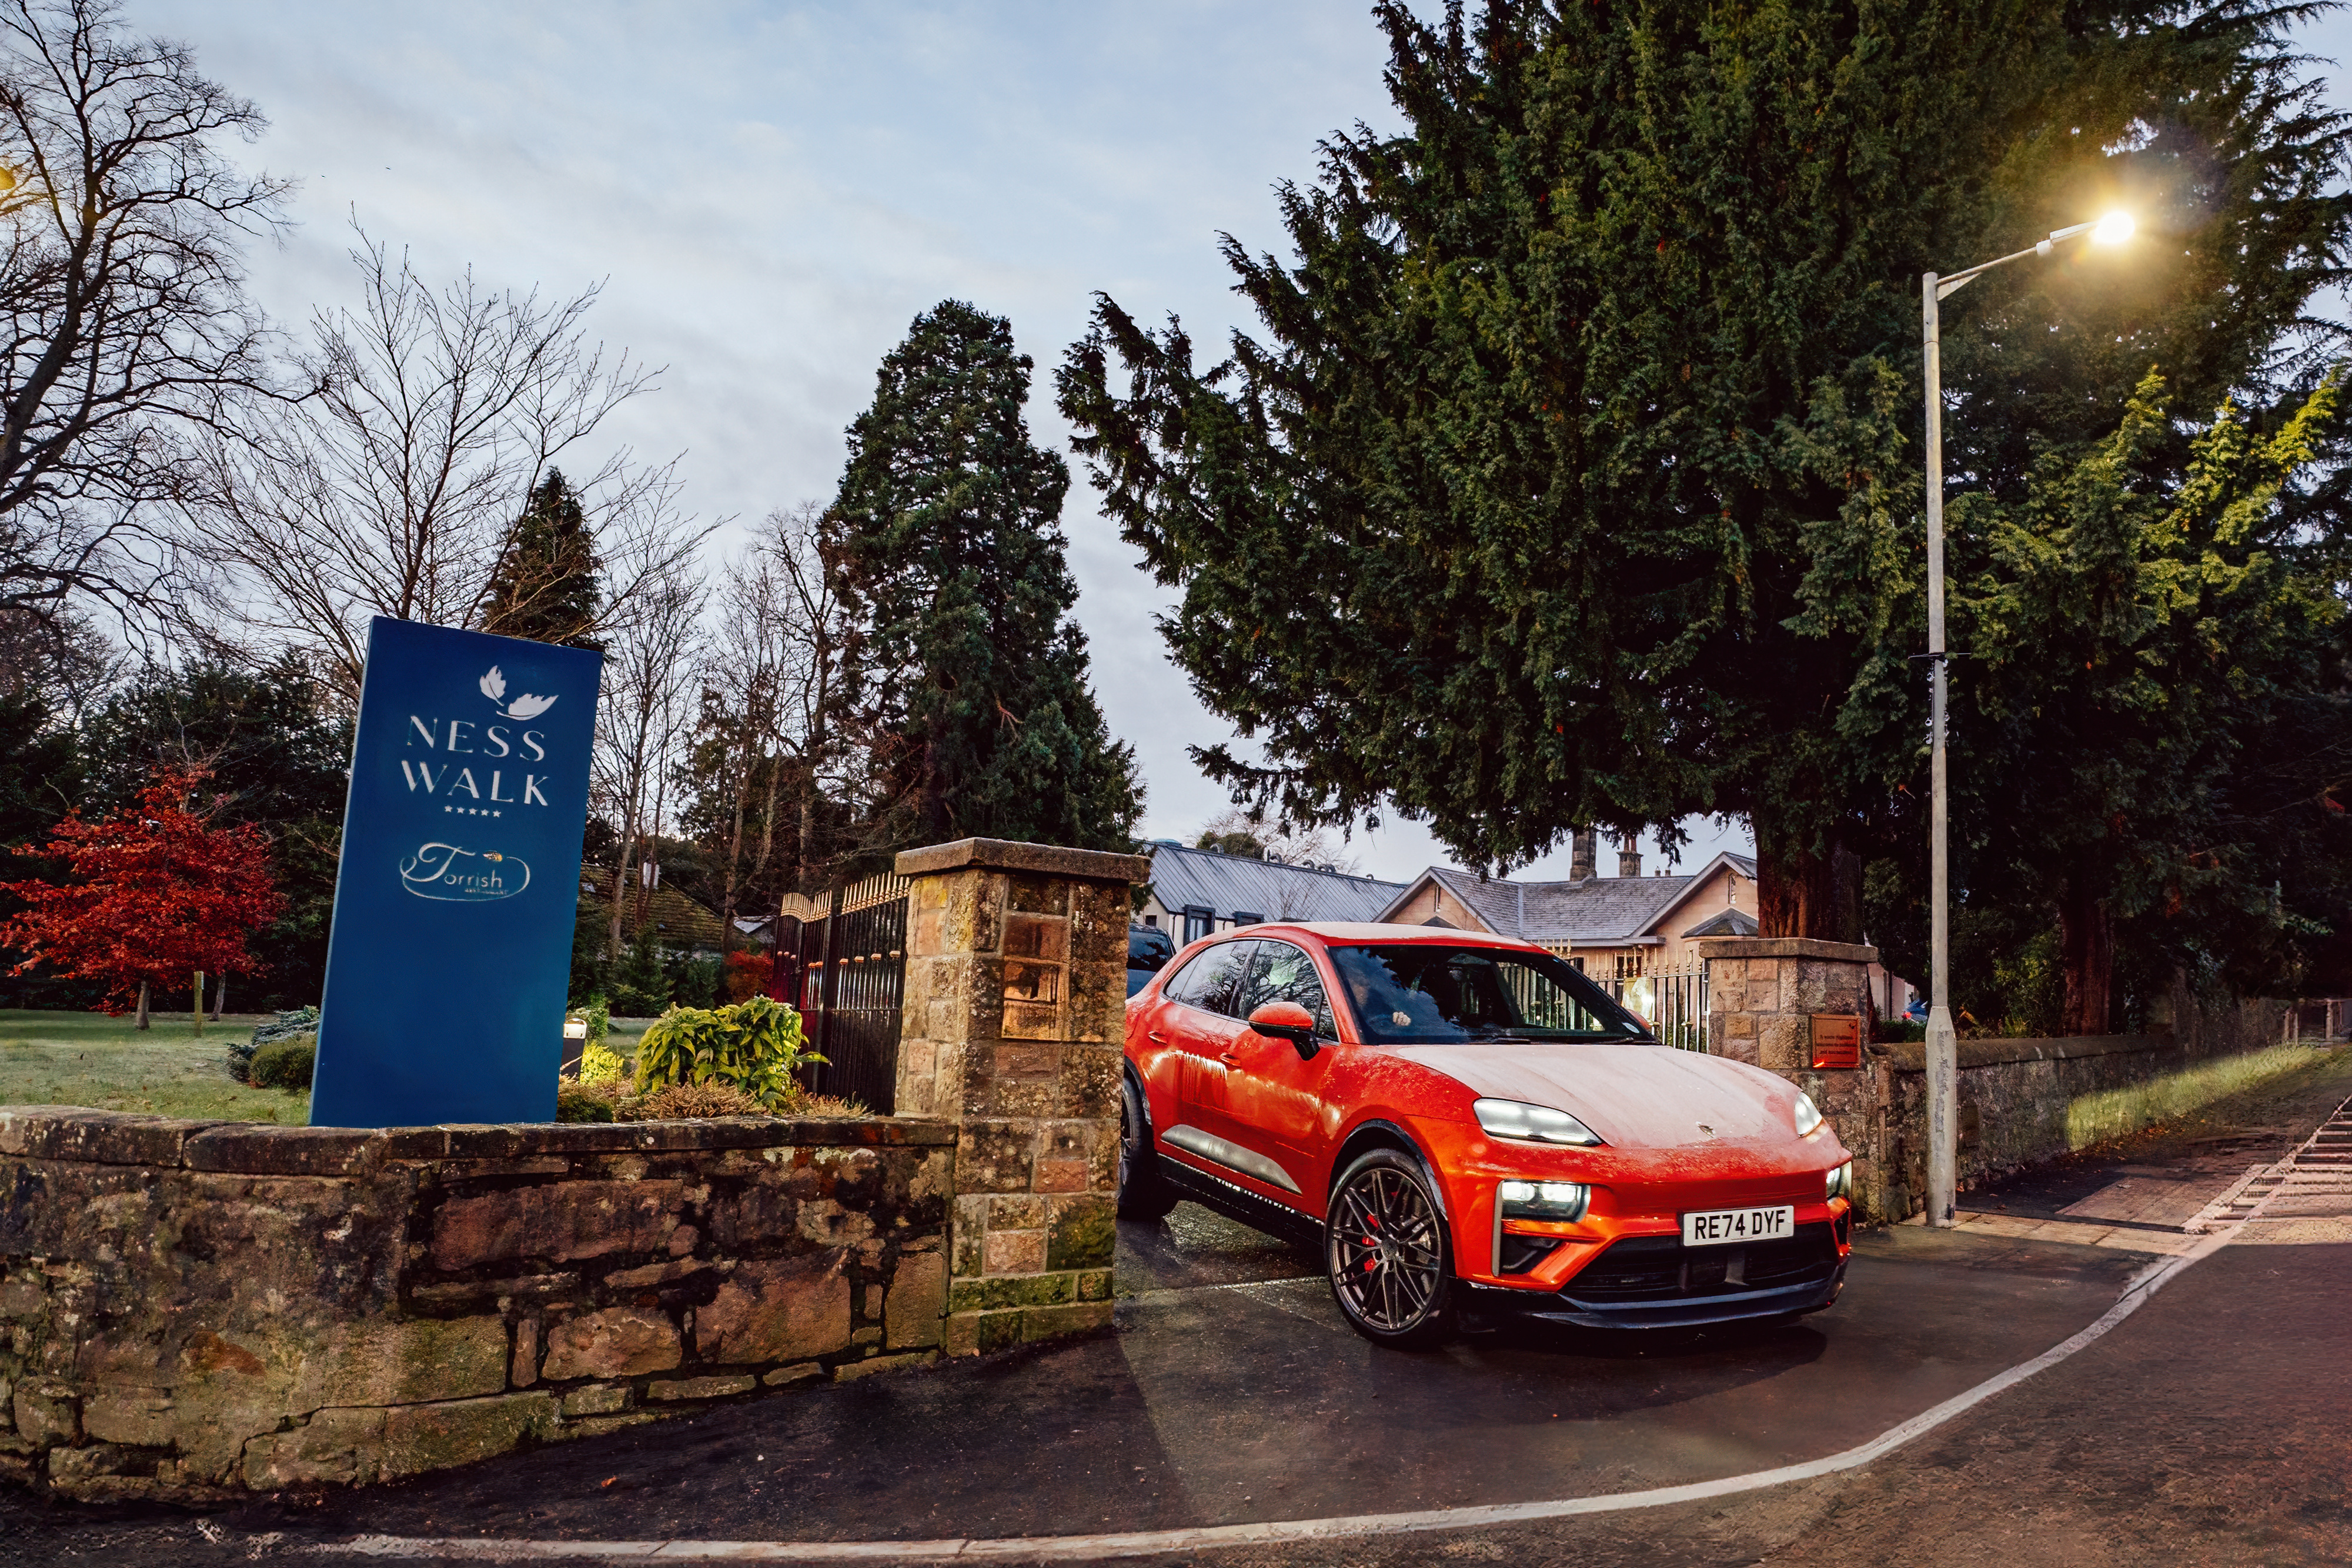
1809;1015;1861;1070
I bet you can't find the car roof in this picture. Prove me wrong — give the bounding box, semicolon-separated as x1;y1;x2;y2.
1213;921;1549;951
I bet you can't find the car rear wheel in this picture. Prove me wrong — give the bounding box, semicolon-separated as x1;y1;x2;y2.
1115;1075;1179;1220
1326;1148;1457;1349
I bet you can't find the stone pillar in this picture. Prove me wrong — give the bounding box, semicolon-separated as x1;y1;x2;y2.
1570;827;1598;881
1698;936;1895;1221
893;837;1149;1355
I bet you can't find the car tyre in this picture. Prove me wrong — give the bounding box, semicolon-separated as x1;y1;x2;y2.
1325;1146;1458;1349
1116;1074;1179;1221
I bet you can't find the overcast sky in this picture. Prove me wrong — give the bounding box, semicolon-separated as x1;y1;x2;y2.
140;1;2352;884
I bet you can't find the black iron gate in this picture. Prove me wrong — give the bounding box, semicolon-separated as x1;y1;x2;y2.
772;872;909;1113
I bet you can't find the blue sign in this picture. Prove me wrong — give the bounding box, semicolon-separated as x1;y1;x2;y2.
309;617;603;1128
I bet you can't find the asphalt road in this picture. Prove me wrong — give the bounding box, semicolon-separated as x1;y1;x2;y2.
4;1048;2347;1567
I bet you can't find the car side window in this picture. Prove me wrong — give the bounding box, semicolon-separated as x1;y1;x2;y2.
1240;940;1337;1038
1162;940;1252;1015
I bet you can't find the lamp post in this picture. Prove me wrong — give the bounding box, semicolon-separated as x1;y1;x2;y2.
1919;211;2133;1228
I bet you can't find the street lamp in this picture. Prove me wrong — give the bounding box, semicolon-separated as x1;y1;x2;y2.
1919;211;2133;1228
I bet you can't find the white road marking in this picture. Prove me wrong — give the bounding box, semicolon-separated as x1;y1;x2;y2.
320;1225;2237;1564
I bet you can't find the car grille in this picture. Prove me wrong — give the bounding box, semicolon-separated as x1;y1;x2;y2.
1565;1222;1840;1303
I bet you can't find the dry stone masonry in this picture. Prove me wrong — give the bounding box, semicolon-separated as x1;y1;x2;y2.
1700;937;2292;1222
893;837;1147;1355
0;1112;951;1500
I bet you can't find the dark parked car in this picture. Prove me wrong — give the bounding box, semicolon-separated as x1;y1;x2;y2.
1127;922;1176;997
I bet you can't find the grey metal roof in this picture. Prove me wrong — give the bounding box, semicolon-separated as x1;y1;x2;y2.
1145;843;1404;925
1381;852;1759;944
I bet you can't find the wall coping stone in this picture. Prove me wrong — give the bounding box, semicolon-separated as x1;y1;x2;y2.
1873;1032;2174;1073
893;837;1150;884
1695;937;1880;964
0;1106;956;1171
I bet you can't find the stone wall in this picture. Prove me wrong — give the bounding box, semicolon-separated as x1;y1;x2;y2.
0;1111;952;1500
894;838;1147;1355
1702;939;2294;1223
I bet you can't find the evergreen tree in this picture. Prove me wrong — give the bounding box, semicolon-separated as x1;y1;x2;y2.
1936;373;2348;1029
1057;0;2350;944
832;300;1142;852
484;469;604;648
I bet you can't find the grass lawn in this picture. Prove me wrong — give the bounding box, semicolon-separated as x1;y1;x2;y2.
0;1009;310;1124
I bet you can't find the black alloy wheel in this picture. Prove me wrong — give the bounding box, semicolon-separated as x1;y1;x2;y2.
1115;1074;1178;1220
1326;1147;1457;1348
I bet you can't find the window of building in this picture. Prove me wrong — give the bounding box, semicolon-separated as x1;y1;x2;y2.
1182;905;1214;944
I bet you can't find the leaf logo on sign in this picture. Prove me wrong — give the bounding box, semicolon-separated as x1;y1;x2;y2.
479;665;557;721
400;842;531;902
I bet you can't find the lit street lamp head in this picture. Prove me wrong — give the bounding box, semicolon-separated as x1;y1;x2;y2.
2091;210;2135;245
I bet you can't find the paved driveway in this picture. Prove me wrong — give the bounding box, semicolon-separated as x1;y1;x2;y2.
4;1051;2346;1566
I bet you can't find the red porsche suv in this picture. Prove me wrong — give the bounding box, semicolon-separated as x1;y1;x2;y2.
1119;922;1855;1348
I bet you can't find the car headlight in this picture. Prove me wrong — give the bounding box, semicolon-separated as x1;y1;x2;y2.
1499;1179;1591;1221
1826;1161;1852;1201
1474;1098;1603;1146
1793;1092;1824;1137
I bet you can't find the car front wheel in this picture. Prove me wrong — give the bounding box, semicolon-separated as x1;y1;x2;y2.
1115;1074;1179;1220
1326;1147;1456;1349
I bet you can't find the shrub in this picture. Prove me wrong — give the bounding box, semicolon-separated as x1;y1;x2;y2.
609;937;670;1017
633;994;822;1111
577;1041;626;1085
555;1079;620;1123
582;996;610;1044
230;1005;320;1084
674;953;721;1009
249;1033;317;1091
636;1080;767;1119
722;950;770;1004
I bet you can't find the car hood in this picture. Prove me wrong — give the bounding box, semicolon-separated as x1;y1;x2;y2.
1387;1041;1801;1150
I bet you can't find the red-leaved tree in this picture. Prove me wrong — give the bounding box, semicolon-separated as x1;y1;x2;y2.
1;768;285;1025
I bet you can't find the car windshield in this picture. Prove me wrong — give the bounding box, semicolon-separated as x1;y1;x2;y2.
1325;944;1648;1045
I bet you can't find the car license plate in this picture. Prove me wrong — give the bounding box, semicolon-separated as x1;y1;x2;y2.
1681;1205;1795;1248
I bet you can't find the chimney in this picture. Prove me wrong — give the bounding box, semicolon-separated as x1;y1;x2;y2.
1617;834;1641;879
1570;827;1598;881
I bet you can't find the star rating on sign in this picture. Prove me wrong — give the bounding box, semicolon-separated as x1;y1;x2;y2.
439;806;502;816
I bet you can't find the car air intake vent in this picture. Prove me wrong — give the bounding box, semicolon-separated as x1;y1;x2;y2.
1498;1235;1565;1275
1567;1223;1839;1303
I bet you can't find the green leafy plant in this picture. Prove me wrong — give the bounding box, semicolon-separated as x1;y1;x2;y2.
633;994;821;1111
555;1079;619;1123
577;1041;626;1085
249;1033;316;1091
582;996;610;1044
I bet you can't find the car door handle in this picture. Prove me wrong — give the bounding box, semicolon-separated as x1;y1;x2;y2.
1148;1031;1168;1043
1219;1052;1241;1066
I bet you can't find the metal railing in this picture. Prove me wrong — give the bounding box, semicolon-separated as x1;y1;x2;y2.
1595;962;1708;1052
772;871;910;1112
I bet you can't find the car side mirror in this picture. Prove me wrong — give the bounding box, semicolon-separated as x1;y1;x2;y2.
1248;1001;1321;1061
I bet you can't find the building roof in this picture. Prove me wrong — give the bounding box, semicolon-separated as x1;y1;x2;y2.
1144;842;1404;925
579;868;728;950
1377;852;1758;945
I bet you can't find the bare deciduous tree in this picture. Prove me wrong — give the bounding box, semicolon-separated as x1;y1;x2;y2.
178;230;709;700
690;503;856;938
0;0;286;619
1194;804;1362;876
592;560;703;959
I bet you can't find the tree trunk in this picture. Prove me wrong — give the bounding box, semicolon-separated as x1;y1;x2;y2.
211;977;224;1021
1752;820;1864;943
136;980;149;1030
2059;881;2115;1036
192;970;203;1036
